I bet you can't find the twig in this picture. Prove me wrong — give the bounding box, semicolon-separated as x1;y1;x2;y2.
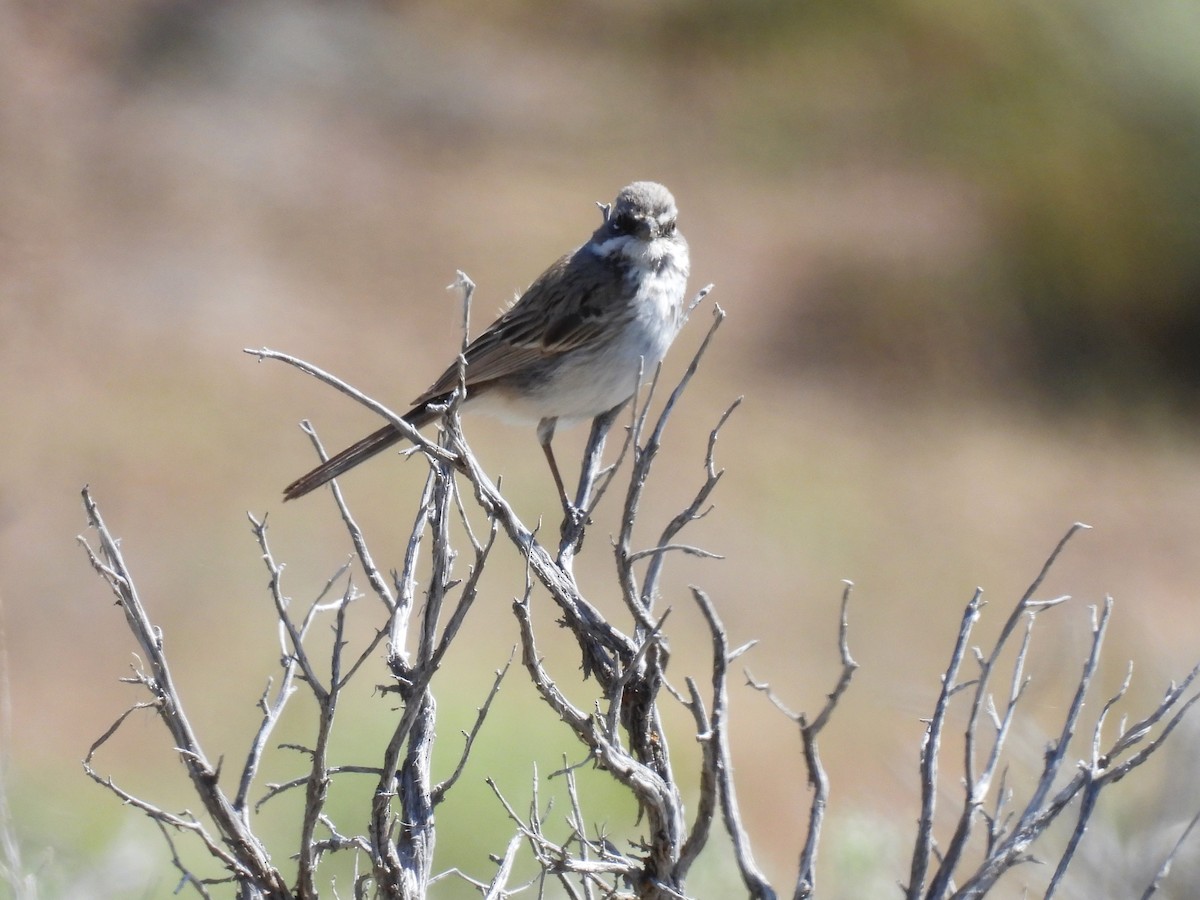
691;587;776;900
256;765;385;812
482;834;523;900
640;394;739;609
242;347;456;465
432;652;513;804
907;588;983;899
1141;807;1200;899
236;512;335;817
299;420;397;612
79;488;292;898
795;581;858;898
615;305;727;622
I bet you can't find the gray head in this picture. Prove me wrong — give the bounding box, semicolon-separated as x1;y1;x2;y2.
596;181;680;242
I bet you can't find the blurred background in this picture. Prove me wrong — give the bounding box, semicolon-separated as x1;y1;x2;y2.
4;0;1200;896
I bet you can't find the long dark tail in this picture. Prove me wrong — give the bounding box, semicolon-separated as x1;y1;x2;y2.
283;408;434;501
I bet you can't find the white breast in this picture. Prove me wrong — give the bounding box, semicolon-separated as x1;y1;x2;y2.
472;233;690;427
542;236;689;421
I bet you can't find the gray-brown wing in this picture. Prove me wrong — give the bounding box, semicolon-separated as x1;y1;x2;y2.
411;248;631;405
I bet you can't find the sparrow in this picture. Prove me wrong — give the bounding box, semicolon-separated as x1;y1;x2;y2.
283;181;690;503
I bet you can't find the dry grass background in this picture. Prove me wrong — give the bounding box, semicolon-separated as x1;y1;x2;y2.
4;1;1200;897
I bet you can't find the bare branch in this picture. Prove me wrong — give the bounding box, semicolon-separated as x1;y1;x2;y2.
615;305;728;620
390;470;436;668
256;765;385;812
691;587;776;900
640;394;739;608
907;587;983;900
432;652;513;805
482;834;523;900
794;581;858;899
242;347;456;465
235;513;331;818
85;272;1200;900
294;420;398;612
1141;807;1200;899
79;488;293;898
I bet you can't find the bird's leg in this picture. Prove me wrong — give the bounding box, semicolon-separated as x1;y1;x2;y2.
538;416;591;552
543;443;574;510
537;417;572;511
540;417;593;562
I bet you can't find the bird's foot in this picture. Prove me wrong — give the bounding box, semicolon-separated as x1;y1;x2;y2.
559;500;591;550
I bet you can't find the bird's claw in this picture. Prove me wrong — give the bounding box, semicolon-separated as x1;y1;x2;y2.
559;501;591;548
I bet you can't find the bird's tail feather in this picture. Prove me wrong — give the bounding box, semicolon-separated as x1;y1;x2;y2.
283;422;407;501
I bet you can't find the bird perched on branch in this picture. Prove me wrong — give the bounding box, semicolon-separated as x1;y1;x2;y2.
283;181;690;504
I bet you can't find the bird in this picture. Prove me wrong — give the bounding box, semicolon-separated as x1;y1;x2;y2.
283;181;690;504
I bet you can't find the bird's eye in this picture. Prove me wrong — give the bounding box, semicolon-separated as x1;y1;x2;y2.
611;212;635;235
